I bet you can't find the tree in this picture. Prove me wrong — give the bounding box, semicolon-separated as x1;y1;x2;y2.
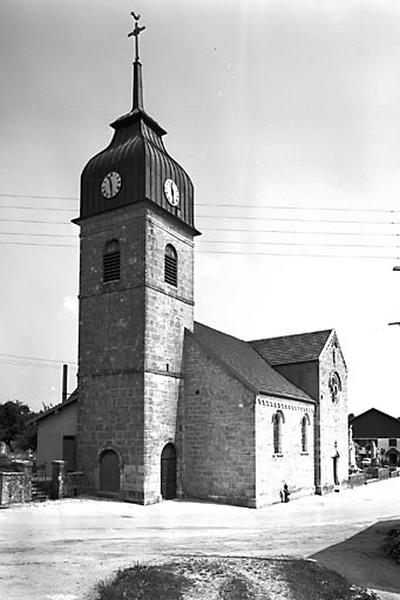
0;400;37;451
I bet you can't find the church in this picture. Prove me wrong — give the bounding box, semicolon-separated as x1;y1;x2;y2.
36;16;349;508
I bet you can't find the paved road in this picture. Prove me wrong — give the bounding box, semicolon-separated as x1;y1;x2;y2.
1;478;400;600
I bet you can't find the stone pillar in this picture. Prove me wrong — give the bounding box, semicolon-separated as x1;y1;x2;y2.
52;460;66;500
15;460;33;503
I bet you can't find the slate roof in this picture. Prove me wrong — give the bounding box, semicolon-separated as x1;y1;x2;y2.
192;322;314;403
350;408;400;439
249;329;333;366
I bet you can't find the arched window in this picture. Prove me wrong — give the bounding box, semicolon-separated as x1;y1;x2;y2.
273;411;284;454
164;244;177;287
301;415;310;453
103;239;120;283
329;371;342;403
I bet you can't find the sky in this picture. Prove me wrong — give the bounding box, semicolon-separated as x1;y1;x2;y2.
1;0;400;416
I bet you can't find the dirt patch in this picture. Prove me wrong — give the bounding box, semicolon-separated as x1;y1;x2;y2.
91;557;378;600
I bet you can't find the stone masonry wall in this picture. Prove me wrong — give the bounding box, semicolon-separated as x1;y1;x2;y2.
0;471;31;505
183;334;256;507
77;372;144;500
317;333;348;492
143;372;182;503
77;203;194;502
141;210;194;503
255;395;315;507
77;204;147;499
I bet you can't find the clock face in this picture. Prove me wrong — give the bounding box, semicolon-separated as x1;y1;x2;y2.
101;172;122;199
164;179;180;206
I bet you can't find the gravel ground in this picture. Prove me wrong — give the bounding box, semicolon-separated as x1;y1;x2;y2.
1;478;400;600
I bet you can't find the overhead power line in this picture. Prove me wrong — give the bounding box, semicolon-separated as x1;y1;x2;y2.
204;227;400;238
196;214;400;225
0;226;399;240
0;205;76;212
1;214;400;227
0;217;73;226
202;239;400;249
0;193;77;201
196;249;400;260
0;358;74;371
0;352;77;367
1;192;400;215
1;237;399;252
0;241;77;248
196;203;400;214
0;231;76;238
0;238;398;259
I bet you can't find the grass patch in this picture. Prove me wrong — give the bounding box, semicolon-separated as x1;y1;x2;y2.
92;557;378;600
384;527;400;563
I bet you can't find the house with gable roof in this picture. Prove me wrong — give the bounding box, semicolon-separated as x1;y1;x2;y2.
350;408;400;467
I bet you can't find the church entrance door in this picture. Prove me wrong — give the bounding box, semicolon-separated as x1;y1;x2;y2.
99;449;120;492
161;443;176;499
333;456;339;486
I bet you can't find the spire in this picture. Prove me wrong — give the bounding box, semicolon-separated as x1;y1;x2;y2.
128;12;146;111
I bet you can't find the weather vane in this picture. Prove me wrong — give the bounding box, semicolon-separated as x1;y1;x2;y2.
128;12;146;62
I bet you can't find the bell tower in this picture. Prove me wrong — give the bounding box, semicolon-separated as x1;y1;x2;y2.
75;14;199;503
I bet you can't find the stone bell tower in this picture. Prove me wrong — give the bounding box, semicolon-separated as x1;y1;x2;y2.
74;14;199;504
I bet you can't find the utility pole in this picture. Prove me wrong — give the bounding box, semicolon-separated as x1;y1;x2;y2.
388;267;400;325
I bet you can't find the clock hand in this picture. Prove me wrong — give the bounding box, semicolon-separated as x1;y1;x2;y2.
107;174;113;196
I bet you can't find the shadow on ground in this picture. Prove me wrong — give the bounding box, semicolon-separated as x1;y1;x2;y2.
311;519;400;596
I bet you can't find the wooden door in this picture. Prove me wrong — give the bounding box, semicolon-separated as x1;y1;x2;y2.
62;436;77;472
99;450;120;492
161;444;176;499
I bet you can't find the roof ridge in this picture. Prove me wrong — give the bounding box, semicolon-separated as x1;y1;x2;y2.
249;328;333;344
351;407;400;422
193;322;314;403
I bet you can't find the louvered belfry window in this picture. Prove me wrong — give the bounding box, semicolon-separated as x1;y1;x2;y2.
103;239;120;283
164;244;177;287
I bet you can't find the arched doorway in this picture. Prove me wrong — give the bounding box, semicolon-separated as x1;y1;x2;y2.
387;448;399;466
99;449;120;492
161;443;176;499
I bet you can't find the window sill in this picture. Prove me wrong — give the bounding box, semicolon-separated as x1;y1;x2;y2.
103;279;120;285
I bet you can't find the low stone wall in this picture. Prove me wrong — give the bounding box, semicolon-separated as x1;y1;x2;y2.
348;472;366;487
0;460;84;505
65;472;84;498
373;467;390;480
0;471;32;505
390;468;400;478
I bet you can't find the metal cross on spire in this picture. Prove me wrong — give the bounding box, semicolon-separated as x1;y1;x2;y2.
128;12;146;62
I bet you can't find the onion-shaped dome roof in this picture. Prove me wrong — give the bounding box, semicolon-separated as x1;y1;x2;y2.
79;49;198;234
